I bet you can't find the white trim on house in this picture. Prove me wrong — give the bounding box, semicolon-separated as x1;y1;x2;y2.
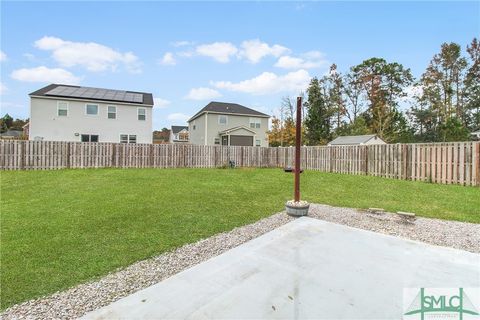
57;101;69;117
137;107;146;121
249;117;261;129
120;134;137;143
218;126;257;135
107;105;117;120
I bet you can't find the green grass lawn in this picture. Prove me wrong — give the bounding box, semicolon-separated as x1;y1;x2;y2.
1;168;479;309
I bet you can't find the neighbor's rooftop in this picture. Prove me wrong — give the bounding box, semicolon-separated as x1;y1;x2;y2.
188;101;269;122
171;126;188;134
29;84;154;106
328;134;381;145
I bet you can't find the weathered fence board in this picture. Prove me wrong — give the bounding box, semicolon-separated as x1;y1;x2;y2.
0;140;478;186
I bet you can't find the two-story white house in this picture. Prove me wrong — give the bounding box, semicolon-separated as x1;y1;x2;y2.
28;84;154;143
188;102;270;147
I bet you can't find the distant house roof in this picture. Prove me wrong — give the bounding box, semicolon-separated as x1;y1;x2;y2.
171;126;188;134
0;130;23;137
328;134;384;146
188;101;269;122
29;84;154;106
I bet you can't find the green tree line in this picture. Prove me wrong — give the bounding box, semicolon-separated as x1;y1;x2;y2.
270;38;479;146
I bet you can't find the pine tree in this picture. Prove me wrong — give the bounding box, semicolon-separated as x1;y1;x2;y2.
304;78;333;145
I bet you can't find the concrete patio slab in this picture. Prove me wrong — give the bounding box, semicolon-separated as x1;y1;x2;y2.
82;217;480;319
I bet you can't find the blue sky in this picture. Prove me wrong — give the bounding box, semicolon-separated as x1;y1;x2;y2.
1;1;479;130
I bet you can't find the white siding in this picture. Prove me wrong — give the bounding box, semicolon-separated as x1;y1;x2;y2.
29;97;153;143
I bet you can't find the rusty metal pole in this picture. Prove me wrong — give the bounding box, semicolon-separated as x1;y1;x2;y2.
294;96;302;202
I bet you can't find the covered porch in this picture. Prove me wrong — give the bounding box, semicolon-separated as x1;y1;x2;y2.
218;126;259;146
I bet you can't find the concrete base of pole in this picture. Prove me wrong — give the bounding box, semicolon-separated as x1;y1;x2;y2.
285;201;310;216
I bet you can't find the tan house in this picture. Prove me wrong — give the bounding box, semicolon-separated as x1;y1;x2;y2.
188;102;270;147
327;134;386;146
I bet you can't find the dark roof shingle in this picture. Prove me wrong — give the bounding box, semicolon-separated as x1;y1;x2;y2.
188;101;269;122
171;126;188;134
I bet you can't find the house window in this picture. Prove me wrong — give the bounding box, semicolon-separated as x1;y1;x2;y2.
57;102;68;116
218;115;227;125
138;108;146;121
256;139;261;147
250;118;261;129
214;138;220;145
81;134;99;142
120;134;137;143
86;104;99;115
107;106;116;119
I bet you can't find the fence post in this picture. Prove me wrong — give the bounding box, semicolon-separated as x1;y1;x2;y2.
364;146;368;175
476;142;480;186
329;147;334;173
149;144;154;168
19;140;26;170
111;143;116;168
66;142;71;169
241;147;244;167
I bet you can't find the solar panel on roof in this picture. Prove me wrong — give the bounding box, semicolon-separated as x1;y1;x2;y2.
92;91;106;99
45;86;67;95
62;88;76;95
44;86;145;104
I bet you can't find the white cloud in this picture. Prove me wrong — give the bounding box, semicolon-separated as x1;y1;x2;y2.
11;66;81;84
0;82;7;95
34;36;141;73
172;41;193;47
167;113;190;123
195;42;238;63
185;87;222;100
177;51;195;58
239;39;290;63
159;52;176;66
275;51;328;69
213;69;311;95
0;51;6;62
154;98;171;108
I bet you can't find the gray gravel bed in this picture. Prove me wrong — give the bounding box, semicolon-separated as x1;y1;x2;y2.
307;204;480;254
2;204;478;319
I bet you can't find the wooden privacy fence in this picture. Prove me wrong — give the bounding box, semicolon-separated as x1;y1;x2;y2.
1;140;479;186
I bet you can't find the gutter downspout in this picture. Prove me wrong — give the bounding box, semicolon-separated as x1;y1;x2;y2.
204;112;208;145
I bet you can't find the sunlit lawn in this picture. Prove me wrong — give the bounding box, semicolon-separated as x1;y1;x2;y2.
1;168;478;309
